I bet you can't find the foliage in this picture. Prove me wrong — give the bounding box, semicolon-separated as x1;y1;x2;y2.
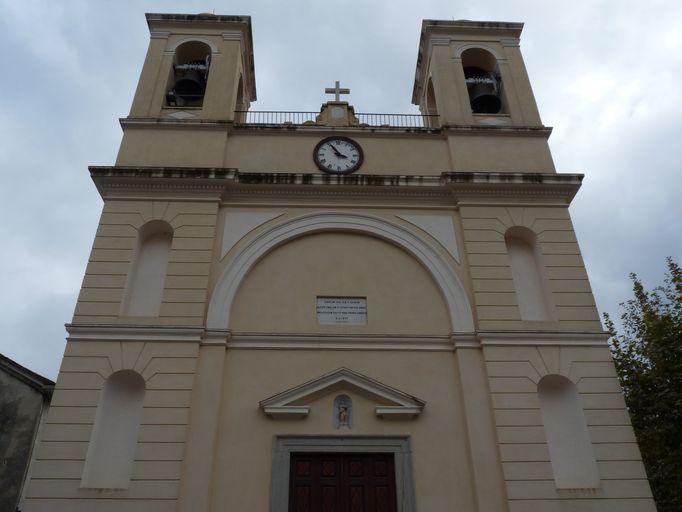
604;257;682;512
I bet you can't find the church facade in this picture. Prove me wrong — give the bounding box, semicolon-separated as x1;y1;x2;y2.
21;13;656;512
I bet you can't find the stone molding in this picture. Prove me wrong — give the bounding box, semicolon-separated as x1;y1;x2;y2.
259;367;425;420
206;212;475;332
89;166;582;205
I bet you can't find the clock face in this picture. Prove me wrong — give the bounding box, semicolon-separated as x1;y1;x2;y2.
313;137;363;174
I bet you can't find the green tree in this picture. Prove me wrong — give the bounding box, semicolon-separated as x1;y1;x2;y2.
604;257;682;512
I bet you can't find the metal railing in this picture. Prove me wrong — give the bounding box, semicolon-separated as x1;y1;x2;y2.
234;110;439;128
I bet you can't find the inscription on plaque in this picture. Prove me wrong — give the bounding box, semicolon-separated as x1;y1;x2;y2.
316;297;367;325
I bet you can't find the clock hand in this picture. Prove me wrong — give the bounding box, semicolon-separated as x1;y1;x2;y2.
328;143;348;158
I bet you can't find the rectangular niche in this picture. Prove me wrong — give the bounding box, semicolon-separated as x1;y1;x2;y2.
316;296;367;325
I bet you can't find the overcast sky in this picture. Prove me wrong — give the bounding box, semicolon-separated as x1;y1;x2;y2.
1;0;680;379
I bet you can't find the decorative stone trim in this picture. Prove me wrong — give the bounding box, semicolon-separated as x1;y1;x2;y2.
478;330;610;346
260;367;425;420
271;436;416;512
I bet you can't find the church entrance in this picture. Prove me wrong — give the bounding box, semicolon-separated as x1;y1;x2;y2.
289;452;397;512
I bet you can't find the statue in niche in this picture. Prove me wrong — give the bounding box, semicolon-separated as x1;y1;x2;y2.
333;394;352;429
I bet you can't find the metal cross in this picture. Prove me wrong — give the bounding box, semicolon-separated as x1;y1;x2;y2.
324;80;350;102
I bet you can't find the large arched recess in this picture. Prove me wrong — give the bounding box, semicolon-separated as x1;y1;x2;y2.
207;212;474;333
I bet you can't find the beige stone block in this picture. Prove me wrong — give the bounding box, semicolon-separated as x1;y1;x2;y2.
77;288;124;303
173;226;215;238
598;461;648;480
506;479;652;500
172;237;215;251
497;426;546;444
492;393;539;410
41;424;91;442
537;242;580;255
141;358;197;381
30;459;84;479
503;461;553;480
169;249;212;263
170;214;217;228
477;306;519;320
543;254;585;267
569;362;618;380
556;306;600;321
164;275;209;289
102;200;150;213
89;249;134;262
461;218;508;232
99;212;146;226
478;319;525;330
489;377;537;393
22;498;177;512
144;390;193;408
138;425;187;443
460;206;512;220
593;443;643;461
465;241;508;254
46;406;97;425
162;289;206;303
96;224;138;237
472;279;515;293
584;409;631;426
552;293;596;307
546;267;589;280
508;499;656;512
158;302;205;317
475;292;517;306
486;362;541;381
470;266;513;279
35;441;88;461
73;302;121;317
81;274;128;288
463;230;503;242
146;373;195;391
135;442;185;461
467;254;510;267
589;426;637;444
72;315;119;324
536;230;578;243
531;219;574;233
141;407;190;425
499;443;550;462
548;279;593;293
50;389;101;407
92;236;136;250
84;261;130;275
25;479;179;500
53;372;104;390
494;409;542;427
166;262;210;276
132;460;183;480
581;393;627;410
577;377;623;394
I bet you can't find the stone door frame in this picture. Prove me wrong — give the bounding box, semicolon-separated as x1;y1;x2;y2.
270;436;416;512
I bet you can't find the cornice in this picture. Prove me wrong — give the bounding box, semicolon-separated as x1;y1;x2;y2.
90;166;582;205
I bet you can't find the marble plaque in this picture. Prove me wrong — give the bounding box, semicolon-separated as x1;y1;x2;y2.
316;297;367;325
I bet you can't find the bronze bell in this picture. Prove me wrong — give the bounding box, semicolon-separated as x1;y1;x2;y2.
173;69;206;100
464;67;502;114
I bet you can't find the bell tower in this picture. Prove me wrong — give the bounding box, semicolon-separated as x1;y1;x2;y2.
118;13;256;167
413;20;542;127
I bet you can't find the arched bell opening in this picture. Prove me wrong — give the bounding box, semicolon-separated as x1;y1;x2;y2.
461;48;506;115
166;41;212;107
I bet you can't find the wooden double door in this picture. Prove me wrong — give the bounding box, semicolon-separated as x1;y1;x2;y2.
289;452;397;512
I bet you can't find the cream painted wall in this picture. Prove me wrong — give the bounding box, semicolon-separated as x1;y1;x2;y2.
210;349;478;512
230;232;451;335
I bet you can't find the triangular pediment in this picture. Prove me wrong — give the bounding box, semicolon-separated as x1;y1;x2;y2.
259;367;425;420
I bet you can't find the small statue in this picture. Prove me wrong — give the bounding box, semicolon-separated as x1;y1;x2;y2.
333;395;352;429
338;405;349;426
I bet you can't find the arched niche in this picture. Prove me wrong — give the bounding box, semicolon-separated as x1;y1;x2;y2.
229;231;451;335
505;226;555;321
81;370;146;489
206;213;474;333
538;375;600;489
121;220;173;317
461;47;507;114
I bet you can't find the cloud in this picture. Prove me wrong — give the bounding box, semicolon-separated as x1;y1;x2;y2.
0;0;679;379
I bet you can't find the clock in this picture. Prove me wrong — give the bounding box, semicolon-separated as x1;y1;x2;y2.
313;136;363;174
